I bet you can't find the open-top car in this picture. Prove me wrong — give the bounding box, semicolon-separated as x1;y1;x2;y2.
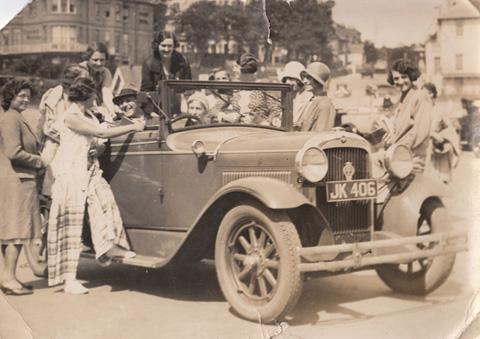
27;80;467;323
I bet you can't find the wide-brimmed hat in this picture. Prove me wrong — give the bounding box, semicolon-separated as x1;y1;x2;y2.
113;88;138;105
301;62;331;86
279;61;305;83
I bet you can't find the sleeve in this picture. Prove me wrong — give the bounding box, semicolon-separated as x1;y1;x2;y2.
400;95;433;149
0;115;43;169
182;57;192;80
141;60;154;92
310;98;336;132
102;68;113;88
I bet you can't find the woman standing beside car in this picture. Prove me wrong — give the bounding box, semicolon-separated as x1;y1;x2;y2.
384;59;433;171
78;42;115;121
47;77;144;294
141;31;192;92
0;79;44;295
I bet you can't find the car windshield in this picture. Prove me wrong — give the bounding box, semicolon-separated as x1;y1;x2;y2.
159;80;293;132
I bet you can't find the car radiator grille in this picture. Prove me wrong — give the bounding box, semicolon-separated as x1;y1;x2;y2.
316;147;371;236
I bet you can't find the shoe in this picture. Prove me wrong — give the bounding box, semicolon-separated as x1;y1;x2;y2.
20;283;33;290
1;285;33;296
64;280;89;294
97;253;112;267
105;245;136;259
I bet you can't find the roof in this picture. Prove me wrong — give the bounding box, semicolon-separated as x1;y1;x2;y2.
438;0;480;20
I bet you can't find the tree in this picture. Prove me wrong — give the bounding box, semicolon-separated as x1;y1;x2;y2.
266;0;335;65
364;40;379;64
177;1;219;63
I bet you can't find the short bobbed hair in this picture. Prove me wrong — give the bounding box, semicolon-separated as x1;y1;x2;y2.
83;42;109;61
1;79;34;111
152;31;178;58
387;59;420;85
62;64;88;89
423;82;438;99
68;77;98;103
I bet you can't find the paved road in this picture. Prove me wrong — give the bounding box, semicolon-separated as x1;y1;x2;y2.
1;151;478;339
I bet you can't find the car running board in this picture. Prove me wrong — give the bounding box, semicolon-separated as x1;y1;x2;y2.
80;251;167;268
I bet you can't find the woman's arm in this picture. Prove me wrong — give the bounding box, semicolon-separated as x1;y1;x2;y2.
65;113;144;139
0;114;43;169
141;60;154;91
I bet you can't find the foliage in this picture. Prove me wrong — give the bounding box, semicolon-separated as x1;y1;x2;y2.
364;40;379;64
266;0;335;65
175;0;335;66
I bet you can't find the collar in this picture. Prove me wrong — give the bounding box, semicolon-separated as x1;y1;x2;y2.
43;85;64;110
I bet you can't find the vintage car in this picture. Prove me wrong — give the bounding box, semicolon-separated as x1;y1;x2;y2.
27;80;467;323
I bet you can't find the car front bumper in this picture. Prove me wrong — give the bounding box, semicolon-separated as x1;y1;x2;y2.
299;231;468;272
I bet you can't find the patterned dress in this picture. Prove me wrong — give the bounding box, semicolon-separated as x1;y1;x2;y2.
47;103;129;286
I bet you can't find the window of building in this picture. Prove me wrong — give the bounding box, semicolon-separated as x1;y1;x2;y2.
455;53;463;71
105;10;110;18
51;0;76;14
52;26;77;46
139;12;149;25
434;57;441;74
115;4;121;21
456;20;463;37
29;3;37;16
95;2;101;17
115;32;121;52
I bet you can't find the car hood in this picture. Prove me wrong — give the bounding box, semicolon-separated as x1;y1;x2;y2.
166;126;369;155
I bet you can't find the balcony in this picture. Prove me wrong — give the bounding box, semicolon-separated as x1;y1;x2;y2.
0;42;88;55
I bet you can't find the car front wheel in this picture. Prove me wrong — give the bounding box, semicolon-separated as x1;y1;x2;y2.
215;202;303;323
376;200;456;295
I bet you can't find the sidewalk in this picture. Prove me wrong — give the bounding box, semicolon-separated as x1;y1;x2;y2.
0;293;32;339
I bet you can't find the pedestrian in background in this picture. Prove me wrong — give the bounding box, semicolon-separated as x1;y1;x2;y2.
141;31;192;92
295;62;336;132
423;82;460;183
385;59;433;171
0;79;45;295
78;42;115;121
38;64;89;197
47;77;144;294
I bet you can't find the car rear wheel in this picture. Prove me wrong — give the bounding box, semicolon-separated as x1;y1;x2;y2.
25;204;48;278
215;201;303;323
376;200;456;295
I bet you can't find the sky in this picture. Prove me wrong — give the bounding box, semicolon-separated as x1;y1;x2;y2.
0;0;445;48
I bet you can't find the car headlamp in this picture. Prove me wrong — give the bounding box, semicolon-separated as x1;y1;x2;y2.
385;144;413;179
295;147;328;183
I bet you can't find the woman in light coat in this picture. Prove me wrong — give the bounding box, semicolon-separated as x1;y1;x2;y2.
0;79;44;295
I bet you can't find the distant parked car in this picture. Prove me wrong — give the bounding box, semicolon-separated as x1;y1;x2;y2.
360;64;375;78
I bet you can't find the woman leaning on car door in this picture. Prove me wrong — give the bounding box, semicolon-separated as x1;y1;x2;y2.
46;77;144;294
0;79;44;296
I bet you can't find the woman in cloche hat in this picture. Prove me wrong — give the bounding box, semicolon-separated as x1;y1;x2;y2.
295;62;336;132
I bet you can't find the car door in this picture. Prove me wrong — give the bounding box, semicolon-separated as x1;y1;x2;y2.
102;128;164;229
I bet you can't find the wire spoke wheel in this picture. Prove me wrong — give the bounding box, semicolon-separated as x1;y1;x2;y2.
25;205;48;277
376;200;456;295
215;202;303;323
228;220;280;301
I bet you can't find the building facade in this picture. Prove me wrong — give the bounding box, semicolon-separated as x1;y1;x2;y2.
425;0;480;97
0;0;155;67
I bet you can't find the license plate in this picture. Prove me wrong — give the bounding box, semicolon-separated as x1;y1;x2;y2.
326;179;377;202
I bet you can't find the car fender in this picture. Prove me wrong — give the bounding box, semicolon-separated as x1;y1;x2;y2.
213;176;314;210
166;177;315;264
382;173;449;237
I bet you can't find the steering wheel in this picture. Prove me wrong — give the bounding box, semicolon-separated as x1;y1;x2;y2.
168;114;203;131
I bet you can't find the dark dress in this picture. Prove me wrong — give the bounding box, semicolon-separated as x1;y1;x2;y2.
0;110;43;243
140;51;192;91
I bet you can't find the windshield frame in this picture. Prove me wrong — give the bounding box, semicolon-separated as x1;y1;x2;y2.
158;80;294;133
